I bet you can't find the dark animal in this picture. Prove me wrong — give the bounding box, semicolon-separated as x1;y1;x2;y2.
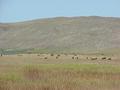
56;56;59;59
102;57;106;60
76;57;79;59
37;54;40;56
91;57;97;60
44;57;48;59
50;54;54;56
72;57;74;59
86;57;89;59
57;54;60;57
108;58;112;60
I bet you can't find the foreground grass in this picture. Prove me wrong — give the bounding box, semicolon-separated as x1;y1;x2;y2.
0;64;120;90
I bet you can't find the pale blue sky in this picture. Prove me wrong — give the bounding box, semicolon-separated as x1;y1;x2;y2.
0;0;120;22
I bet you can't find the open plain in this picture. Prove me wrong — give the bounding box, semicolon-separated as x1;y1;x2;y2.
0;54;120;90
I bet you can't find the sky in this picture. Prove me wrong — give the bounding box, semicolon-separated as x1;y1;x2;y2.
0;0;120;23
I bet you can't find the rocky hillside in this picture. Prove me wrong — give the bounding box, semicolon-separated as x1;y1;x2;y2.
0;16;120;54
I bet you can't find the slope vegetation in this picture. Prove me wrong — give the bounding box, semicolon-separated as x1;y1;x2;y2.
0;16;120;54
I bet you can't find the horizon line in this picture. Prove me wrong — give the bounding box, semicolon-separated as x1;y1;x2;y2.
0;15;120;24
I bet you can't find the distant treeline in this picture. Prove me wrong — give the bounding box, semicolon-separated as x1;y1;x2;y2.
0;48;32;55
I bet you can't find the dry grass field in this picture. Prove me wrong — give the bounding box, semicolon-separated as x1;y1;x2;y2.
0;54;120;65
1;16;120;90
0;54;120;90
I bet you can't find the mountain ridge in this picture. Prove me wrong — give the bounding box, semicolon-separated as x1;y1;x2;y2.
0;16;120;54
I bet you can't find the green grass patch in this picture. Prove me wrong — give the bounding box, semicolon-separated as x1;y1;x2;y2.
23;64;120;73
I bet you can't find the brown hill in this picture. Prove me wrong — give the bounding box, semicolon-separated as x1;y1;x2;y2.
0;16;120;54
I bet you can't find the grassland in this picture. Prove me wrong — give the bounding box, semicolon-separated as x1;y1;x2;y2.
0;64;120;90
0;54;120;90
1;16;120;90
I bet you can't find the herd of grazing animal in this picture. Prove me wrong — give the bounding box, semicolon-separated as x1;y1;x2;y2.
0;53;112;61
90;57;112;60
71;55;112;60
40;53;112;61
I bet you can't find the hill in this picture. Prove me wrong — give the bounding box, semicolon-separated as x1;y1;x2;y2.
0;16;120;54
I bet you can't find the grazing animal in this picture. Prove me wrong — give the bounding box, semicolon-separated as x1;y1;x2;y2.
76;57;79;59
37;54;40;56
44;57;48;59
102;57;106;60
50;54;54;56
108;58;112;60
74;54;77;56
72;57;74;59
57;54;60;57
56;56;59;59
91;57;97;60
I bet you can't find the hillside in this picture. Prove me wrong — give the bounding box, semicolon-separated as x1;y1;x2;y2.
0;16;120;54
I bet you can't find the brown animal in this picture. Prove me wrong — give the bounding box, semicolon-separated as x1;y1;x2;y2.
91;57;97;60
102;57;106;60
37;54;40;56
44;57;48;59
76;57;79;59
57;54;60;57
108;58;112;60
56;56;59;59
72;57;74;59
50;54;54;56
74;54;77;56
